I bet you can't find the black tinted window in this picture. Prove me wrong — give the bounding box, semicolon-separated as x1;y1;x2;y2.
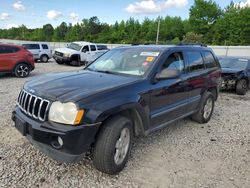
90;45;96;51
97;45;108;50
0;46;20;53
203;51;217;68
163;52;185;72
42;44;49;49
82;45;89;52
23;44;40;50
187;51;204;72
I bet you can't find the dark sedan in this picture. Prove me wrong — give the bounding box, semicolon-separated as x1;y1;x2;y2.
219;56;250;95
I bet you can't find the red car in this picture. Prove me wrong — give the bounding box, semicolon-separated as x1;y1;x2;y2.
0;44;35;78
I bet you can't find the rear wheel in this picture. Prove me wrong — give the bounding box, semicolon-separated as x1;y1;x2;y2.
93;116;133;175
14;63;30;78
40;55;49;63
236;79;248;95
191;92;215;124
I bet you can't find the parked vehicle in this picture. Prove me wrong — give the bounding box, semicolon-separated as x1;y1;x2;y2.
0;44;35;78
53;42;108;66
22;43;52;63
12;44;221;174
219;56;250;95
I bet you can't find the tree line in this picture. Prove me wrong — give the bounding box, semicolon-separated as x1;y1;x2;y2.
0;0;250;45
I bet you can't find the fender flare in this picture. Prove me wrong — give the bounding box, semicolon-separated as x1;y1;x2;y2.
12;60;33;73
95;103;150;135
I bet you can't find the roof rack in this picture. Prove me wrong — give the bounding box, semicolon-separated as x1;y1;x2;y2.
177;43;207;47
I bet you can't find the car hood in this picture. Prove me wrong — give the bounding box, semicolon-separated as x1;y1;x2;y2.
24;70;138;102
221;68;244;74
54;48;79;54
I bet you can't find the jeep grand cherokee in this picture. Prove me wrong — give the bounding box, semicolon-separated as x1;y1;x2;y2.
12;44;221;174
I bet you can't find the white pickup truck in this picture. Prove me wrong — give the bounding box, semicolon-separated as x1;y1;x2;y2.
53;41;108;66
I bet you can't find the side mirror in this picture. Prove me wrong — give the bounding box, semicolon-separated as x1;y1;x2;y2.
156;69;181;80
82;49;87;53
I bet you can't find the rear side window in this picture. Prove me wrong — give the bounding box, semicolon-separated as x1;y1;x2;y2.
97;45;108;50
42;44;49;49
203;51;217;68
0;46;20;53
23;44;40;50
90;45;96;51
186;51;205;72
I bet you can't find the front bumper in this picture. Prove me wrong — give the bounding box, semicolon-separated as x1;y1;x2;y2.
12;107;101;163
220;78;236;90
53;54;71;64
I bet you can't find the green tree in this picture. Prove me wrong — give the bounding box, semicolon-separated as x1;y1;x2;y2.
182;32;203;43
53;22;68;41
189;0;222;43
42;24;54;41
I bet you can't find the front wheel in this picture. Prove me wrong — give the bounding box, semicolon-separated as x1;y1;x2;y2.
14;63;30;78
191;92;215;124
236;79;248;95
93;116;133;175
55;60;64;64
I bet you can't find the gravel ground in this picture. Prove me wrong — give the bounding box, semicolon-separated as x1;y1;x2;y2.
0;61;249;188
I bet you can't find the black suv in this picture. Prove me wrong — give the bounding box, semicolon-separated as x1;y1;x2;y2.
12;45;221;174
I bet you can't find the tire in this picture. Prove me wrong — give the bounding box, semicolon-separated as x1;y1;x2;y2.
55;60;64;64
236;79;248;95
14;63;30;78
40;55;49;63
93;116;133;175
191;92;215;124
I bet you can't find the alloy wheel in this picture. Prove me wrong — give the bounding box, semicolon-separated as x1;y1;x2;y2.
114;127;130;165
203;98;213;119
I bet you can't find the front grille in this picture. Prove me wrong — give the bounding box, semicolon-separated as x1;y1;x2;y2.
55;51;63;57
17;90;50;121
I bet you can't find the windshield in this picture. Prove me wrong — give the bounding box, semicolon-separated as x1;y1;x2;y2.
67;43;82;51
219;57;248;70
86;48;161;76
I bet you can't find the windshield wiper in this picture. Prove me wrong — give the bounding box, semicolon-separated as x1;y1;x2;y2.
95;70;114;74
85;68;114;74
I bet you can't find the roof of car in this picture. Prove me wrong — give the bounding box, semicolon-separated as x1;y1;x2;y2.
0;43;23;48
116;44;212;51
72;41;93;46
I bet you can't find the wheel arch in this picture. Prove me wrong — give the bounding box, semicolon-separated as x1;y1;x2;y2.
12;60;32;73
70;54;81;62
95;104;150;137
207;87;218;101
40;54;49;59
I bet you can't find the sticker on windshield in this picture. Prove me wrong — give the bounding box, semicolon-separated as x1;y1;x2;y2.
140;52;160;57
146;56;155;62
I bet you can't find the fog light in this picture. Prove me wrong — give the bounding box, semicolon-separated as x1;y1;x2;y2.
57;136;63;146
51;136;63;149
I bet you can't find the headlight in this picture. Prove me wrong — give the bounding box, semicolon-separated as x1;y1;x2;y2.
49;101;84;125
63;53;71;57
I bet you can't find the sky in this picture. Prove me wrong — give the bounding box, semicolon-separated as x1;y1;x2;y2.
0;0;250;29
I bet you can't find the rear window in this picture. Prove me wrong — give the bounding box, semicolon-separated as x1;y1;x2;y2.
22;44;40;50
42;44;49;49
203;51;217;68
90;45;97;51
186;51;205;72
0;46;20;53
97;45;108;50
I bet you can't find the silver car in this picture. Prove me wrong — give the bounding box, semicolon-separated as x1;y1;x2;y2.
22;43;52;63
